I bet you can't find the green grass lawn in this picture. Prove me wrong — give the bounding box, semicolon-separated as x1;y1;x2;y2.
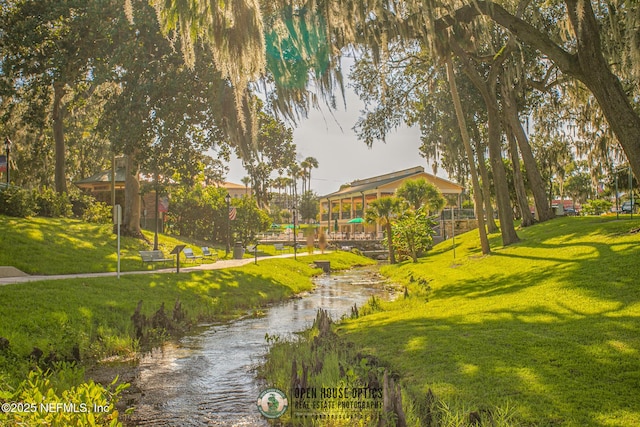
0;215;247;275
337;217;640;426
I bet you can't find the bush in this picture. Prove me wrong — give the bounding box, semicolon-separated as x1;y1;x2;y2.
0;187;36;217
82;201;112;224
0;364;129;427
68;192;94;218
32;187;73;218
581;199;612;215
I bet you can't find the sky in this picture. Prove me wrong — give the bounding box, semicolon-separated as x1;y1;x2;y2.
225;80;434;197
222;76;608;201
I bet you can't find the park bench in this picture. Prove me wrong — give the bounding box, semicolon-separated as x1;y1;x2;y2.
201;247;218;262
273;243;287;254
139;250;173;268
246;244;257;253
183;247;203;264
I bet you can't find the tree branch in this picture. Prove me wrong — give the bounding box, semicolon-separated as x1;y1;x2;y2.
436;1;581;78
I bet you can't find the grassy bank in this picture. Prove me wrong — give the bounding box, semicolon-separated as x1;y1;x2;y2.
0;215;227;275
335;217;640;426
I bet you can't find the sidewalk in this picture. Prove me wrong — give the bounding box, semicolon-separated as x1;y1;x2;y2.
0;252;313;286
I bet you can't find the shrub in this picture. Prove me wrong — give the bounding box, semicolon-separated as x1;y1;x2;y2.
68;192;94;218
32;187;73;218
0;186;36;217
0;364;129;426
82;201;112;224
581;199;612;215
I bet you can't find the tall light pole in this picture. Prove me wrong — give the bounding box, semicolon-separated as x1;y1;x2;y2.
292;205;297;260
4;137;11;185
225;193;231;256
630;165;634;220
153;170;160;250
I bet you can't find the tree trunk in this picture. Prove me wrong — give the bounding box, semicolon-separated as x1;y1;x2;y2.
475;138;499;233
453;41;519;245
386;221;396;264
123;153;143;237
484;93;519;245
503;88;554;222
506;129;535;226
445;56;490;255
52;82;67;194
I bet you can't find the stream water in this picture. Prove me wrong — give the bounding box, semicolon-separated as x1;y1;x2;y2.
126;267;393;426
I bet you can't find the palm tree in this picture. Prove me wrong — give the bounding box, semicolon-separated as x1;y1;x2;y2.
299;160;309;194
302;156;319;192
288;162;302;203
241;176;251;195
396;178;445;214
365;196;402;264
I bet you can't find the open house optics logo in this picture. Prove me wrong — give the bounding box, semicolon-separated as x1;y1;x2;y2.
256;388;288;419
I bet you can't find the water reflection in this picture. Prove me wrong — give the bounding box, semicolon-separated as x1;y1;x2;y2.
127;268;391;426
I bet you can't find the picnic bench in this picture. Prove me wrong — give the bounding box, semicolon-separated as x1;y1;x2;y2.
201;247;218;262
139;250;173;267
183;247;202;263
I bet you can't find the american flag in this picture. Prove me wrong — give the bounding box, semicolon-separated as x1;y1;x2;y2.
229;206;237;220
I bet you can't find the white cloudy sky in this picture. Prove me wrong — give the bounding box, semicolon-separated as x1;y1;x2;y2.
226;82;434;196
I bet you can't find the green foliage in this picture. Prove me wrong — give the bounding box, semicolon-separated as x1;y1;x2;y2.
396;178;446;214
166;185;227;242
0;186;37;217
391;208;438;262
82;201;112;224
298;191;319;222
232;195;271;245
166;186;270;246
32;188;73;218
581;199;613;215
1;365;128;427
0;187;109;222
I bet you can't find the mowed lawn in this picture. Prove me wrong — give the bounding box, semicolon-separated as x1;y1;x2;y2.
337;217;640;426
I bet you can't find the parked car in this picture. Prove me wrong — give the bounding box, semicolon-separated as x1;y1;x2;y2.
564;207;578;216
621;201;636;213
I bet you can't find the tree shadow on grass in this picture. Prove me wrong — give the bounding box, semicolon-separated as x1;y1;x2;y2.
343;302;640;426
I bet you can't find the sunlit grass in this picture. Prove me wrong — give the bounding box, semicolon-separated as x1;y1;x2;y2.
0;215;228;274
338;216;640;426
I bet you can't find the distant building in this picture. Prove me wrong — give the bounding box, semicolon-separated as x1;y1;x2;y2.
215;181;252;199
319;166;464;236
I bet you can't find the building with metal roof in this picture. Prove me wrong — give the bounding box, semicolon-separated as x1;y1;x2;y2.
319;166;464;238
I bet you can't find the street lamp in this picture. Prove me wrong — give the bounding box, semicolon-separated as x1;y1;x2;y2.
292;205;297;260
4;137;11;185
225;193;231;256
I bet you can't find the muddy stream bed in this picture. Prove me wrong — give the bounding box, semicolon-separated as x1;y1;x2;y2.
125;267;395;426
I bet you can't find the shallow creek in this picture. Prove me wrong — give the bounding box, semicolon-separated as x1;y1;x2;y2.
126;267;394;426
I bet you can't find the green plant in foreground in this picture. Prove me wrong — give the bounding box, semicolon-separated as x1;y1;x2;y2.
0;364;129;427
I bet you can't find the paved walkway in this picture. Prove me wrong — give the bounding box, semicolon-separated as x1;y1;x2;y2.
0;252;319;286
